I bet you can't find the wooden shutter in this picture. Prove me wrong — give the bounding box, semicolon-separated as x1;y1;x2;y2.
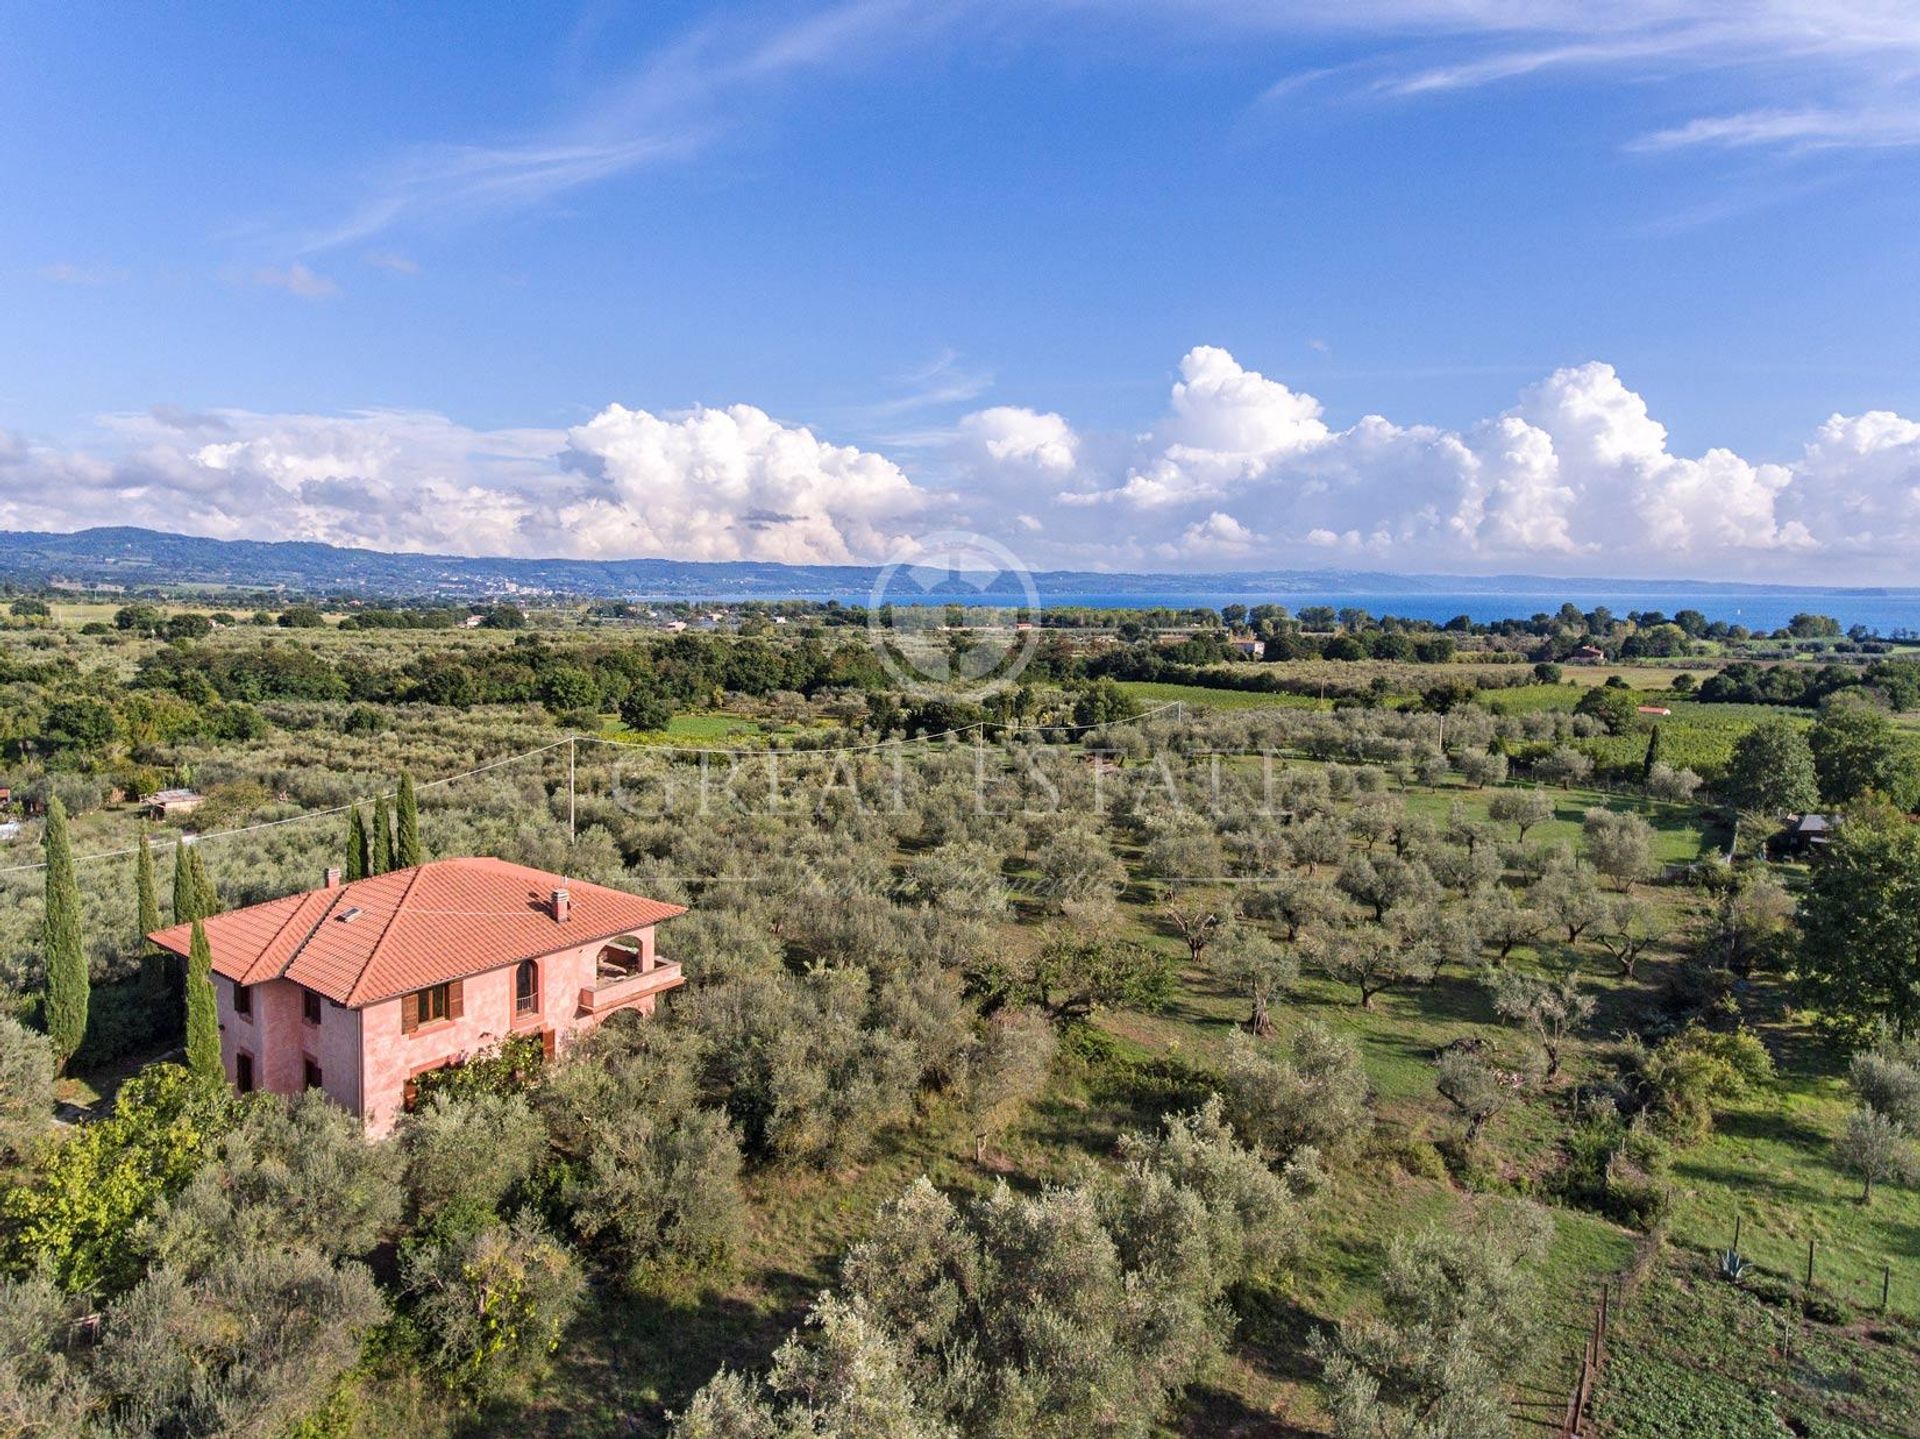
447;979;464;1021
541;1027;556;1061
401;991;420;1033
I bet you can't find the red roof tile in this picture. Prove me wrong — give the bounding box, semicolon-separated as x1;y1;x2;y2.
149;857;685;1007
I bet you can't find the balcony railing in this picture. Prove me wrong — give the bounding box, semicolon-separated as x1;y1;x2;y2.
577;957;683;1016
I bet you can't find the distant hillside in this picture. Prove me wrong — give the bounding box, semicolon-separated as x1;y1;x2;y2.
0;526;1912;607
0;526;1440;601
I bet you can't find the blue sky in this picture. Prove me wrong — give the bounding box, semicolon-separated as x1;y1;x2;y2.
4;2;1920;578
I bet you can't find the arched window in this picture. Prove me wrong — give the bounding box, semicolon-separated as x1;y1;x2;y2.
515;959;539;1017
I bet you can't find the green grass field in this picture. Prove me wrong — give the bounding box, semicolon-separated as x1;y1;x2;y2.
1116;679;1333;711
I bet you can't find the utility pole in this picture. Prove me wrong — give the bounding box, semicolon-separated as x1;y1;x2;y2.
568;735;576;844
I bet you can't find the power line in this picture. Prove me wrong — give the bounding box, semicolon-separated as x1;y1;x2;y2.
0;700;1187;876
0;739;573;876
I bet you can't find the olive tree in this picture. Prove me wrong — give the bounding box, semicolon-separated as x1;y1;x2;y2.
1591;897;1668;979
1530;859;1606;943
146;1088;403;1272
0;1018;55;1166
957;1009;1056;1164
1303;924;1435;1010
1212;927;1299;1036
1850;1044;1920;1129
670;1295;947;1439
1490;969;1596;1081
1487;788;1553;842
401;1091;549;1232
0;1269;91;1436
1314;1202;1552;1439
1834;1106;1916;1205
1582;808;1656;892
94;1246;384;1438
1435;1048;1512;1148
1218;1024;1372;1164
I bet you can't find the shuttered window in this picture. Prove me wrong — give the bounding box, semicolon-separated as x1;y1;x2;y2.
402;981;460;1032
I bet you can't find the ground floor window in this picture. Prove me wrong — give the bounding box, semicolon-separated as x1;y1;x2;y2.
303;1057;323;1091
236;1052;254;1093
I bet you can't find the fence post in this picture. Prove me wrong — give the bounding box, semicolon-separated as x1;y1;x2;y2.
1883;1266;1892;1313
1806;1238;1816;1289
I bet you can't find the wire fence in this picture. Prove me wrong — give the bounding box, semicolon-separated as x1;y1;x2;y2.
1528;1240;1659;1438
1709;1216;1915;1320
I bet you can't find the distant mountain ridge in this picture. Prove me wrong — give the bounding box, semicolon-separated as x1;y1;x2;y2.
0;526;1913;604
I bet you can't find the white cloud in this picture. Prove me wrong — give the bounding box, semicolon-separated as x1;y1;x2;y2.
5;348;1920;580
959;406;1078;473
1040;345;1920;578
0;402;924;566
294;0;964;253
544;402;924;563
41;261;129;286
1194;0;1920;156
1158;510;1263;561
250;263;340;299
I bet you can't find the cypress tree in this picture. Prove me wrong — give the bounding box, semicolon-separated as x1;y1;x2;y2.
371;794;393;875
136;832;167;1007
42;797;89;1071
1641;725;1662;781
172;840;197;925
190;847;219;919
184;918;222;1084
345;806;370;882
395;772;422;869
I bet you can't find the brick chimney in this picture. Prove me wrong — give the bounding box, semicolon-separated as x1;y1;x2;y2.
324;867;342;889
551;887;571;923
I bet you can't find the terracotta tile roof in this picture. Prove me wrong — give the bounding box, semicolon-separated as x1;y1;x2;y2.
149;857;686;1008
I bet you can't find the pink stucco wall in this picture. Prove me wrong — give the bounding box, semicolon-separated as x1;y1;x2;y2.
357;924;669;1136
214;924;671;1137
219;974;361;1113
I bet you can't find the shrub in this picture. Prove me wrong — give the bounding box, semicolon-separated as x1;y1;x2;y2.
1638;1026;1773;1145
145;1089;403;1273
409;1032;547;1108
0;1064;239;1295
405;1213;584;1396
401;1092;548;1235
0;1018;55;1165
94;1246;383;1438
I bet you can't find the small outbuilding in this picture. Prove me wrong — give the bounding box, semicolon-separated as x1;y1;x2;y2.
1773;812;1833;859
147;788;205;821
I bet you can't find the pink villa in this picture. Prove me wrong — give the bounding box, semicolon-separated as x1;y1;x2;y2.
149;857;686;1136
